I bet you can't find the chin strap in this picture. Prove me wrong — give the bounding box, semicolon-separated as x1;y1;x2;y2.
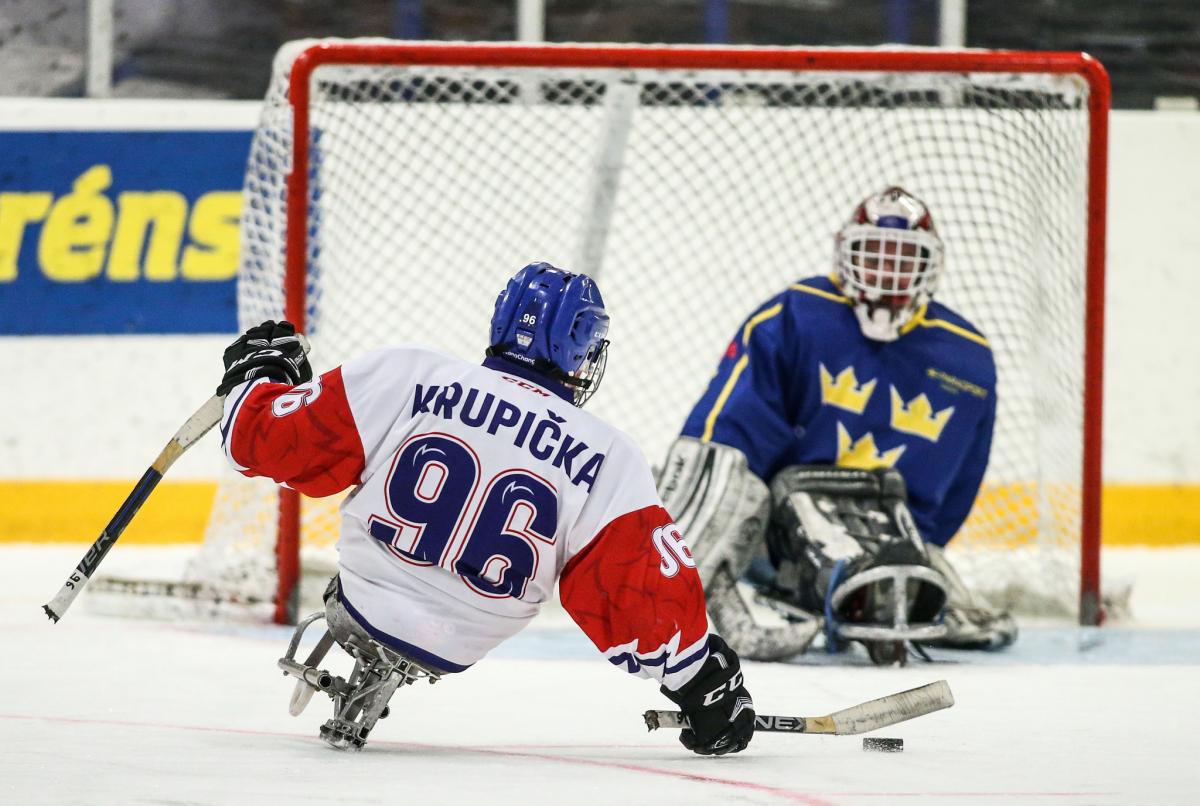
486;344;591;389
486;341;608;407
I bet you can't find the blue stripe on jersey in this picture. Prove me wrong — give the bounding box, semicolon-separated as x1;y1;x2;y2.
607;642;707;676
338;586;471;674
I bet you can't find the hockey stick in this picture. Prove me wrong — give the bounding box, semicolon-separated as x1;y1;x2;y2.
42;335;310;623
643;679;953;735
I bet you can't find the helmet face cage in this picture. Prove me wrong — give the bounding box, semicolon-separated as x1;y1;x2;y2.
570;337;609;407
834;187;945;342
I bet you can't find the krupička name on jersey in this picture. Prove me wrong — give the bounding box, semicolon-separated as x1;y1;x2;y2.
412;381;606;491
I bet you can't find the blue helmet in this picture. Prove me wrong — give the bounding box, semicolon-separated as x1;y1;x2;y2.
488;262;610;406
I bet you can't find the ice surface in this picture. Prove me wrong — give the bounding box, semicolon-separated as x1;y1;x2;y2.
5;545;1199;805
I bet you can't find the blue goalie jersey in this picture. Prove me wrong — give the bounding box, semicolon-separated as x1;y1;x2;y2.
680;274;996;547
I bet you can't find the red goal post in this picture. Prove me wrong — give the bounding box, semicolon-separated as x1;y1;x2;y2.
219;41;1108;626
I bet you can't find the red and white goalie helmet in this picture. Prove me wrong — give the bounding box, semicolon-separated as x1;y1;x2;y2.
834;186;945;342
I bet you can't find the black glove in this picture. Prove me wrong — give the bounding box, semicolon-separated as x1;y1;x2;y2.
217;320;312;396
661;634;755;756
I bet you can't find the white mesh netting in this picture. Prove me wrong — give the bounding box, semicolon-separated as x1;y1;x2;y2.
191;41;1101;619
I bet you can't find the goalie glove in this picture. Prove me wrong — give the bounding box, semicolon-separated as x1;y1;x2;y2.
217;320;313;396
661;635;755;756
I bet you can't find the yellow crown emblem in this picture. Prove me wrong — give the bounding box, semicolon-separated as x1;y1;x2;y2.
836;422;905;469
889;387;954;442
819;363;876;414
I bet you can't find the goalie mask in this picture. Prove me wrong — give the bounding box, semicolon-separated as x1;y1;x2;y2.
488;262;610;407
764;466;948;658
835;186;944;342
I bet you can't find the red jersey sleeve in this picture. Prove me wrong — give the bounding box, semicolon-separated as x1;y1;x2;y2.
559;504;712;692
219;368;366;497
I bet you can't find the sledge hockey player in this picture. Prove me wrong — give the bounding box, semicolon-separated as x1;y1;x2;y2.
658;186;1017;665
216;263;754;754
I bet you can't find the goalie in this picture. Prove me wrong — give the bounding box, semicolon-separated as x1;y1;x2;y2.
659;186;1017;664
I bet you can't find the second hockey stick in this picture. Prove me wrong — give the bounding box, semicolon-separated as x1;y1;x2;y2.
643;679;953;735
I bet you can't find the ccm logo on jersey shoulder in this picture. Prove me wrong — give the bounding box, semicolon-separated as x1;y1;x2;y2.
501;375;551;398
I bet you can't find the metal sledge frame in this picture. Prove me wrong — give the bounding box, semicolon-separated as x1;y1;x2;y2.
278;611;441;750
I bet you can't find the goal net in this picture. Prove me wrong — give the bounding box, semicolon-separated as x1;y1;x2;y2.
191;40;1108;625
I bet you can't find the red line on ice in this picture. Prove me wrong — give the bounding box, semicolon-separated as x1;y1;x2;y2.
2;712;833;804
825;794;1113;799
2;714;1112;802
433;742;838;805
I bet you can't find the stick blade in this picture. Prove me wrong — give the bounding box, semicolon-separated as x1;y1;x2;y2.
829;679;954;735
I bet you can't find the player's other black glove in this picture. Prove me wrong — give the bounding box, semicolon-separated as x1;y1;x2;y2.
661;634;755;756
217;320;312;396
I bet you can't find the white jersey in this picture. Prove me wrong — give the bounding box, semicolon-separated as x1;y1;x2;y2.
221;346;711;688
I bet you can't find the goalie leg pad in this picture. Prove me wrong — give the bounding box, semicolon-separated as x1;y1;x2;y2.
659;438;821;660
705;565;821;662
657;436;770;587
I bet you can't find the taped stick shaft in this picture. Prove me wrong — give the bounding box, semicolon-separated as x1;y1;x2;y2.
643;680;953;735
42;334;311;623
42;394;224;623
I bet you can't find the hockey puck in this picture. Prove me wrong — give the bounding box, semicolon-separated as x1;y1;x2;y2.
863;737;904;752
